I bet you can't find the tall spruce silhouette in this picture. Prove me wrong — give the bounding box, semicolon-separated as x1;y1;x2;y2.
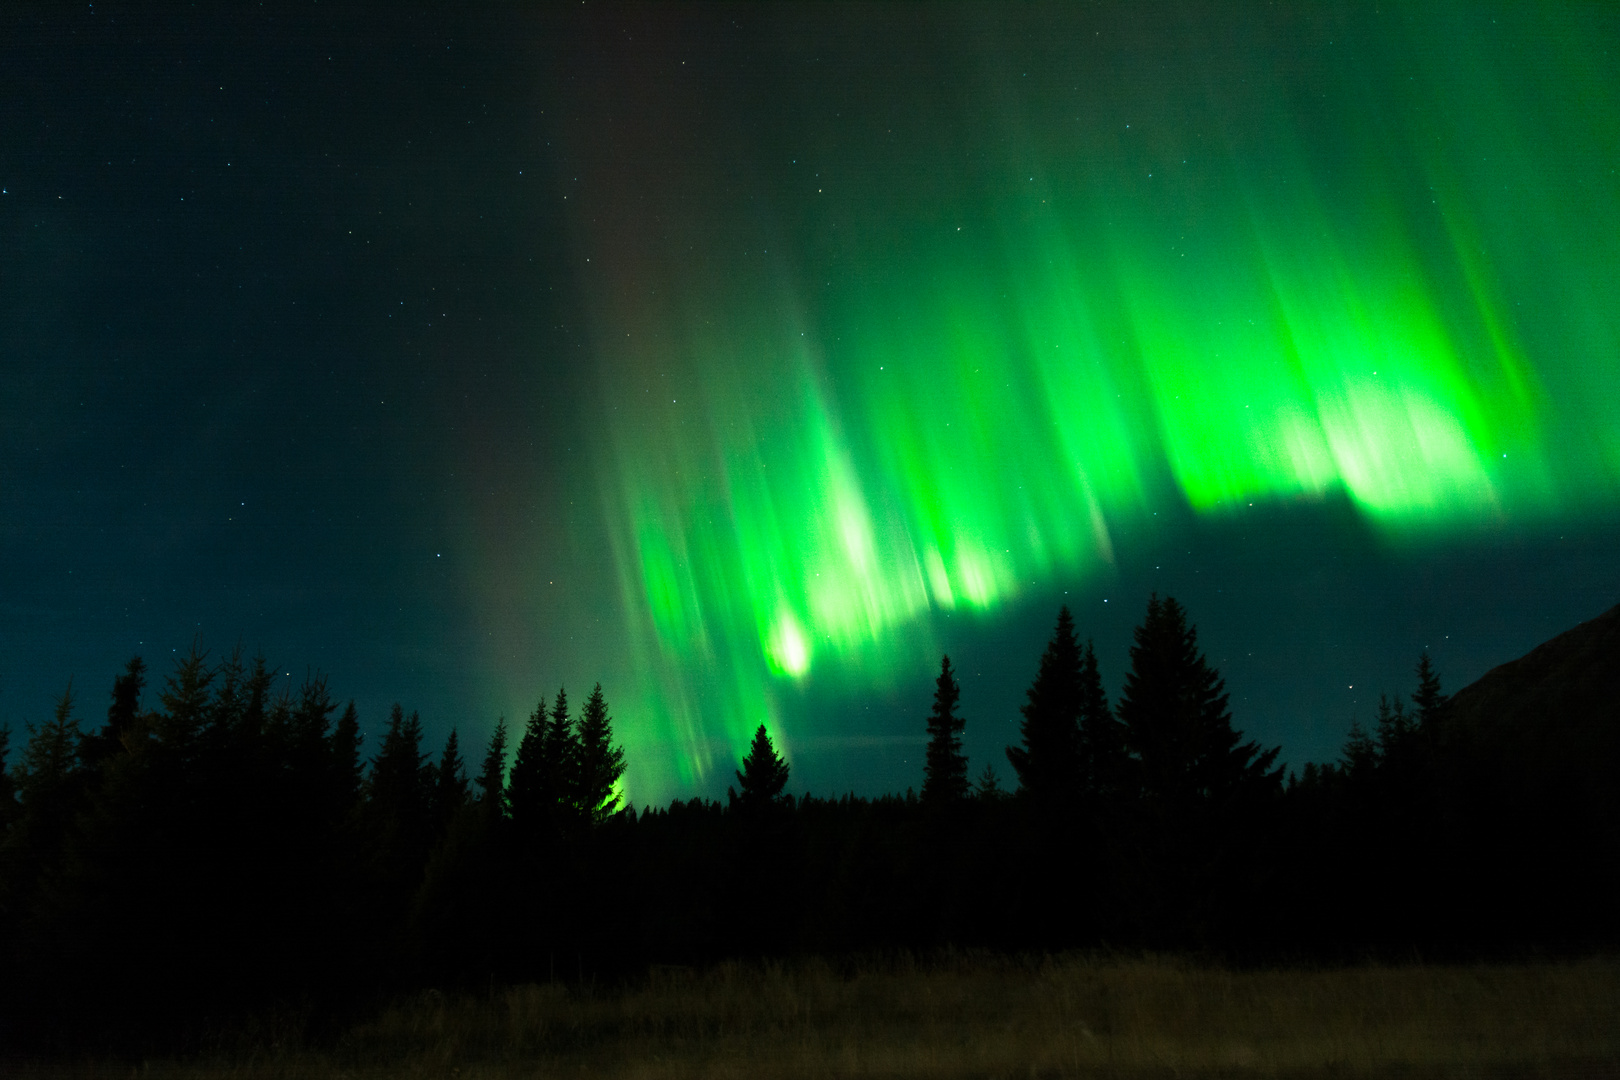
1076;639;1126;801
286;675;339;820
1377;693;1414;752
223;654;274;757
1007;607;1085;802
508;697;551;835
973;761;1007;801
730;724;790;811
574;684;626;825
11;683;84;849
82;656;145;767
541;688;578;826
3;683;89;986
433;728;469;829
1342;711;1380;780
367;706;434;874
197;651;249;796
157;647;213;773
370;706;430;819
476;718;509;820
922;655;969;805
1117;595;1281;807
1412;652;1447;729
1114;596;1282;944
330;700;364;811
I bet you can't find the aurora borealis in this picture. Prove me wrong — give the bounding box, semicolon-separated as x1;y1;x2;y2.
560;3;1620;795
3;3;1619;805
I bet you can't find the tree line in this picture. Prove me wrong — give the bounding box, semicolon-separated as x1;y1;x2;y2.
0;594;1612;1052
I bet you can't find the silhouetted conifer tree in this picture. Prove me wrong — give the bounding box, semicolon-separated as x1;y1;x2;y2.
508;697;551;835
974;762;1007;801
238;655;273;741
157;646;214;772
1412;652;1447;729
208;648;247;738
476;718;509;819
289;674;337;771
1116;596;1282;944
1076;640;1126;800
330;700;364;810
1318;662;1442;950
1291;760;1327;791
354;705;437;958
1118;595;1282;807
3;685;87;937
13;684;84;836
575;684;626;825
433;728;469;829
541;688;579;825
1342;715;1380;780
194;650;255;869
1006;607;1085;803
410;739;507;982
368;705;433;854
280;674;341;832
1373;693;1415;764
82;656;144;767
922;655;969;805
730;724;790;811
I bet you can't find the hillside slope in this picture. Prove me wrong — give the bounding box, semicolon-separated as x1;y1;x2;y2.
1445;602;1620;733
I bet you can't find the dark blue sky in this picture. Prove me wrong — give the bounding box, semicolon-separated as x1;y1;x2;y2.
3;3;1618;802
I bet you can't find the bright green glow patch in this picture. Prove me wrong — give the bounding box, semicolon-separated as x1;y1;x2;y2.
766;609;809;678
560;3;1620;803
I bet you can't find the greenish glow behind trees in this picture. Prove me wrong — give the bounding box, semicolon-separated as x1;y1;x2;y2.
559;4;1620;801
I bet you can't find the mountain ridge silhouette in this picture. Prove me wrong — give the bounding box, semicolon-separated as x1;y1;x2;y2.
1445;601;1620;735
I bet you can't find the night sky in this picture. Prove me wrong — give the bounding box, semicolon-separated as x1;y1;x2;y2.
4;3;1618;806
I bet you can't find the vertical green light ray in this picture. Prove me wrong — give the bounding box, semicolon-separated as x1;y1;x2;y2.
1403;4;1620;507
559;3;1620;804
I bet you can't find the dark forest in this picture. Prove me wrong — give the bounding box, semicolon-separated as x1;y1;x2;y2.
2;595;1615;1055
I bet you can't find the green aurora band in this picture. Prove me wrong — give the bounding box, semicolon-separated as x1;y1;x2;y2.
553;5;1620;801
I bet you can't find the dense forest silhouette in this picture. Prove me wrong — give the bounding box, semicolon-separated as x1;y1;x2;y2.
1;595;1615;1052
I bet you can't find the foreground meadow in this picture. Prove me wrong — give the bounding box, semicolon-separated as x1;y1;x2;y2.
14;954;1620;1078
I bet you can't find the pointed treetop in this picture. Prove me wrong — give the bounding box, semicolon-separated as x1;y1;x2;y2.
330;700;364;809
82;655;147;767
18;681;83;807
508;692;554;830
1075;638;1126;800
575;683;627;825
1118;594;1281;805
1006;606;1085;802
544;687;575;776
974;761;1006;801
157;645;214;753
477;717;509;818
1412;652;1447;728
731;723;791;811
434;727;469;823
107;656;145;738
922;654;969;806
368;705;432;826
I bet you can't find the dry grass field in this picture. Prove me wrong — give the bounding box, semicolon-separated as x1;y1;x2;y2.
15;954;1620;1079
